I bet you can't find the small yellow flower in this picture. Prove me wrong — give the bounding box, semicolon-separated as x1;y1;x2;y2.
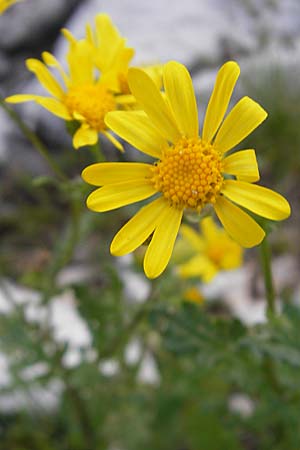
0;0;21;14
177;217;243;282
183;287;205;305
5;15;135;150
82;61;290;279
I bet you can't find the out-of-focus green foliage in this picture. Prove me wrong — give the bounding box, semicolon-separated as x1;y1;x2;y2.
1;288;300;450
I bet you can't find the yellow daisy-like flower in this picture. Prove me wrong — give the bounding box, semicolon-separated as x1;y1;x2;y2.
82;60;290;279
177;217;243;282
183;287;205;305
5;15;135;150
0;0;21;14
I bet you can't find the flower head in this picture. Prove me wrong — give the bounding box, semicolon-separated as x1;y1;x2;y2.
5;15;136;150
82;60;290;279
183;287;205;305
176;217;243;282
0;0;21;14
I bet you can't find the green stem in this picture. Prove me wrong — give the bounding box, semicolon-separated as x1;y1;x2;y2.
259;236;276;316
62;368;96;448
41;195;81;303
89;139;105;162
0;95;68;182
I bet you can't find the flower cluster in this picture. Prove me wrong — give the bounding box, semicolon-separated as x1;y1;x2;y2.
6;14;161;150
6;13;291;279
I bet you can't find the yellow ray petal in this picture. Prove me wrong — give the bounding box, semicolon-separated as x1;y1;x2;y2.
0;0;22;14
73;124;98;149
202;61;240;142
110;197;167;256
82;162;152;186
66;40;94;85
179;254;217;282
200;216;219;242
221;180;291;220
115;93;136;105
105;111;167;158
6;94;41;103
214;195;265;247
180;224;204;252
6;94;71;120
144;205;183;278
163;61;198;138
61;28;77;45
26;59;64;99
102;131;124;152
222;149;260;182
93;13;124;71
214;96;267;153
42;51;70;87
86;180;157;212
128;68;181;143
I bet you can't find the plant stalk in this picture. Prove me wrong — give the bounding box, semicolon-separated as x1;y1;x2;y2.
259;236;276;316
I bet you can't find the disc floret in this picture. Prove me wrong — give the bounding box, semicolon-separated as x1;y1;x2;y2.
151;137;223;210
64;84;116;131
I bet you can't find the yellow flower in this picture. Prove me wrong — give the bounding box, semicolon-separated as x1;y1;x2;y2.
183;287;205;305
5;16;135;150
177;217;243;282
82;61;290;279
0;0;21;14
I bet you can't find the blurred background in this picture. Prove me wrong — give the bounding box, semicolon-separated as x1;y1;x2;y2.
1;0;300;449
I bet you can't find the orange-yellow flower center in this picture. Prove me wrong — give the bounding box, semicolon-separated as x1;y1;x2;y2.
64;84;116;131
151;137;223;210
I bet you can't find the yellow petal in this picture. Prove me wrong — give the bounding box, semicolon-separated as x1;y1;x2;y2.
26;59;64;99
102;131;124;152
163;61;198;138
6;94;71;120
73;124;98;149
128;68;181;143
105;111;167;158
221;180;291;221
222;149;260;182
0;0;22;14
6;94;41;103
202;61;240;142
214;96;268;153
93;14;124;71
66;40;94;85
115;93;136;105
42;51;70;87
82;162;152;186
214;195;265;247
144;205;183;278
110;197;167;256
179;254;217;282
180;224;204;252
200;216;219;242
86;180;157;212
61;28;77;45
